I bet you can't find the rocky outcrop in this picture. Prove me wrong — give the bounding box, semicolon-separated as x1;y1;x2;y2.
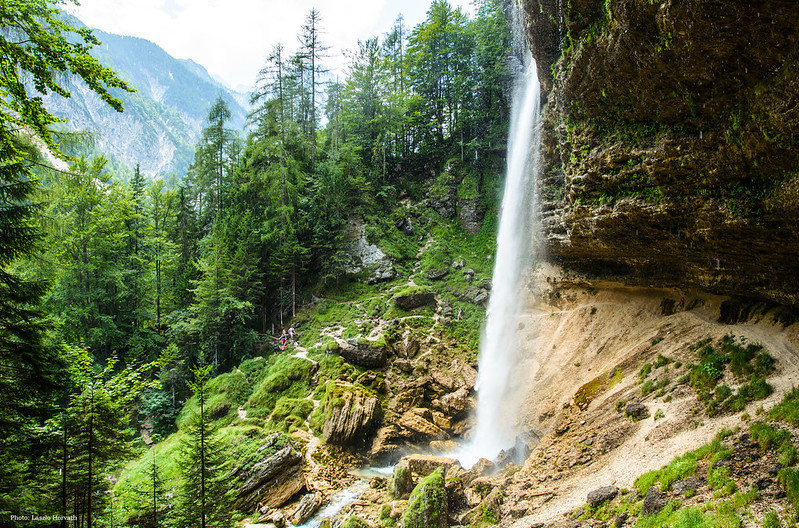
237;445;304;510
524;0;799;306
342;224;396;284
458;198;483;235
321;384;382;448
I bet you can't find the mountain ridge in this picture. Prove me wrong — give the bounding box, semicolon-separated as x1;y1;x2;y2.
42;24;249;178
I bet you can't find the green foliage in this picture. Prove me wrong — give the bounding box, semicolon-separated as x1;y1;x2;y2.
247;355;313;416
173;365;235;528
749;422;797;466
635;429;734;494
763;511;781;528
768;387;799;425
684;336;775;416
778;467;799;512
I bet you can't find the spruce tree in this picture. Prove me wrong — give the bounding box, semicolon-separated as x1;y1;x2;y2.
175;365;234;528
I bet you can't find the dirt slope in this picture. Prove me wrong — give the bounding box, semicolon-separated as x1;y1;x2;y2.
502;265;799;525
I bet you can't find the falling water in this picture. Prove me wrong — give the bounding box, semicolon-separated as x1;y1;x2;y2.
458;52;542;468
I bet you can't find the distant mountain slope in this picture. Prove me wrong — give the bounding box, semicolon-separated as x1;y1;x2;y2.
42;25;249;178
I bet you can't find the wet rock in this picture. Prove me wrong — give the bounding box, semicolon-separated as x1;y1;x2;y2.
642;486;666;515
391;460;414;500
587;486;618;507
289;492;323;525
237;446;304;509
625;402;650;420
321;383;382;448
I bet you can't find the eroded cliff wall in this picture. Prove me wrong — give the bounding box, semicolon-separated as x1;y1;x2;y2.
524;0;799;306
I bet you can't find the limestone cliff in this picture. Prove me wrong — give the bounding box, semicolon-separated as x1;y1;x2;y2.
524;0;799;306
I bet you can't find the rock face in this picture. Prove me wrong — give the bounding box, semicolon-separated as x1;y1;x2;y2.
322;384;383;448
524;0;799;306
237;445;304;510
342;226;395;283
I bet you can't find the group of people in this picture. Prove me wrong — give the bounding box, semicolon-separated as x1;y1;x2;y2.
276;326;296;351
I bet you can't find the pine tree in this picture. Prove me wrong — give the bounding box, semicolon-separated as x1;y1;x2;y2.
174;365;233;528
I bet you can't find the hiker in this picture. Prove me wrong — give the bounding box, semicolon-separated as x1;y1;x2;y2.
279;329;287;351
678;297;685;312
289;325;296;341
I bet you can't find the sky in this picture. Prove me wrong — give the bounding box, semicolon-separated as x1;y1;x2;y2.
66;0;476;92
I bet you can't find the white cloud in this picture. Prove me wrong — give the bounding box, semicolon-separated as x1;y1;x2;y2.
67;0;475;91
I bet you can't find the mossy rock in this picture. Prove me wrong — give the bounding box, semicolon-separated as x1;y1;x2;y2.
403;467;448;528
393;286;436;310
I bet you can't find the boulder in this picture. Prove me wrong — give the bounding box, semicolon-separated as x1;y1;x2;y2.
404;454;461;479
322;384;382;448
290;491;323;525
625;402;650;420
441;387;473;417
393;288;436;310
426;268;449;281
396;217;415;235
391;460;414;499
642;486;666;515
339;338;388;368
672;477;702;496
587;486;618;507
237;446;304;509
460;286;489;306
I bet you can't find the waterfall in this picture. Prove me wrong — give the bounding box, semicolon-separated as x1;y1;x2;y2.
458;50;542;468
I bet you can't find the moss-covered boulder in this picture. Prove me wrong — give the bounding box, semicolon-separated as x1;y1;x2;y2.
393;286;436;310
403;467;448;528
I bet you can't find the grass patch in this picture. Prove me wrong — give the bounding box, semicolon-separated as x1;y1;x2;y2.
635;429;735;494
768;387;799;426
